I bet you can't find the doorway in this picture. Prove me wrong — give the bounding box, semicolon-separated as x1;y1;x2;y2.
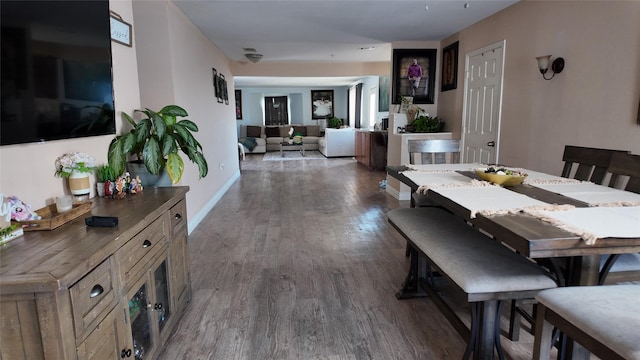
462;40;505;164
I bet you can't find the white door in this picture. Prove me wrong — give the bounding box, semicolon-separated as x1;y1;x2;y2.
462;41;505;164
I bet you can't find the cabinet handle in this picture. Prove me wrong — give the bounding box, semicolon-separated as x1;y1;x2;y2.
142;239;152;248
174;213;182;220
121;349;132;358
154;303;163;310
89;284;104;298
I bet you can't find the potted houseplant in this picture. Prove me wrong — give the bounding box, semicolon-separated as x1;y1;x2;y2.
95;164;117;197
409;115;444;133
108;105;208;186
328;117;342;129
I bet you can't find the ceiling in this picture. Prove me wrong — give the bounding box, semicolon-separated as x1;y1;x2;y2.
173;0;518;87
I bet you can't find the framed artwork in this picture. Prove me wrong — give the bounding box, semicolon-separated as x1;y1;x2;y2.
311;90;334;119
109;12;132;47
637;97;640;125
378;76;390;112
392;49;437;104
235;90;242;119
441;41;459;92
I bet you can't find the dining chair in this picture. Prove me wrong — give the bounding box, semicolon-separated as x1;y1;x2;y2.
509;146;630;341
561;145;629;184
407;139;461;208
599;152;640;285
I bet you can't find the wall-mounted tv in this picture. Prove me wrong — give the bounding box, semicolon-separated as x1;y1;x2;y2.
1;0;115;146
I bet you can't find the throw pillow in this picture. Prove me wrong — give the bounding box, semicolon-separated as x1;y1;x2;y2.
279;126;291;137
306;125;320;137
293;126;307;136
265;126;280;137
246;126;261;138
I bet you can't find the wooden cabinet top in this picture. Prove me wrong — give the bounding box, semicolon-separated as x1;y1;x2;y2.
1;187;189;294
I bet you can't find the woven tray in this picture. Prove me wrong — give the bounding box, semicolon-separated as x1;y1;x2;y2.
14;202;92;231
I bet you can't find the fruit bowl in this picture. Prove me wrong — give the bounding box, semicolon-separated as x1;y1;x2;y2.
475;167;527;186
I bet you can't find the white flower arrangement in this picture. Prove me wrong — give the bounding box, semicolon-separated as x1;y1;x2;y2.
54;152;96;178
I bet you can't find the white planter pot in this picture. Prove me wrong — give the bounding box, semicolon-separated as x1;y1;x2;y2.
68;170;91;195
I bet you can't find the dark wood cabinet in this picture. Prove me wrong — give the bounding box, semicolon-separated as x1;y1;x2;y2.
0;187;191;360
355;130;388;170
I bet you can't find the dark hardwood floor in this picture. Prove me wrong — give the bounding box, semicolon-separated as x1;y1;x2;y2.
158;153;542;359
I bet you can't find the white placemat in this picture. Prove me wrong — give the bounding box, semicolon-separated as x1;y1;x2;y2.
524;206;640;245
405;163;483;172
401;171;488;194
522;170;582;185
532;182;640;206
432;186;554;218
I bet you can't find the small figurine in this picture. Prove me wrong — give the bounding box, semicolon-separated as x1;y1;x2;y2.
114;176;126;199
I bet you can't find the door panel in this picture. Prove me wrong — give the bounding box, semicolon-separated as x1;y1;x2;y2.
462;41;505;164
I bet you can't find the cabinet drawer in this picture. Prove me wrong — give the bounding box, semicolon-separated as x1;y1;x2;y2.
115;216;167;286
169;199;187;238
70;257;117;342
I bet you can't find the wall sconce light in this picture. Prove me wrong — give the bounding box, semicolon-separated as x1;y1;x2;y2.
536;55;565;80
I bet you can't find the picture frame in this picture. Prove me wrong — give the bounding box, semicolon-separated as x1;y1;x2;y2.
109;12;132;47
378;76;390;112
441;41;459;92
392;49;437;104
311;90;334;119
212;68;223;103
235;90;242;120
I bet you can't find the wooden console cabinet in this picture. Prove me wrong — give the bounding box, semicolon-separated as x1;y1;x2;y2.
1;187;191;360
355;130;388;170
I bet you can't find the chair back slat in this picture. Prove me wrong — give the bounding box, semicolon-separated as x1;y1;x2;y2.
408;139;461;165
607;152;640;194
561;145;628;184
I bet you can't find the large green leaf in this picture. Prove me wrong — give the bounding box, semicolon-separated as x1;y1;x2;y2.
176;119;198;132
174;124;198;149
166;153;184;184
159;105;188;117
162;134;178;157
142;136;163;175
108;137;126;176
135;119;152;144
192;151;208;179
151;112;167;140
122;111;137;127
121;132;138;157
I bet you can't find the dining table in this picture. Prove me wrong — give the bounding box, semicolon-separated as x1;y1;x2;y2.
387;163;640;358
387;163;640;286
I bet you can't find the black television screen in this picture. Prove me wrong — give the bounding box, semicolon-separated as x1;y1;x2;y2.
1;0;115;146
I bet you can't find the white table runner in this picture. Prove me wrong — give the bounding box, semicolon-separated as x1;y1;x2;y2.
524;206;640;245
432;186;554;218
532;182;640;206
405;163;482;172
401;171;488;194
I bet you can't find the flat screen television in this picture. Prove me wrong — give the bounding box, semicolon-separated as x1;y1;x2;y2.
1;0;115;146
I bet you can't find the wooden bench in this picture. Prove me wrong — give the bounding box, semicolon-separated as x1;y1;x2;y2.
533;285;640;360
388;207;558;360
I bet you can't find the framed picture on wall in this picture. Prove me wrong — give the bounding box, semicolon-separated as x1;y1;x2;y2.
311;90;334;119
235;89;242;120
392;49;437;104
441;41;459;92
378;76;390;112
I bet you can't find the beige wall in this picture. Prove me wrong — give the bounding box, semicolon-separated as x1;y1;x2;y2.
0;0;239;233
438;0;640;175
133;1;240;230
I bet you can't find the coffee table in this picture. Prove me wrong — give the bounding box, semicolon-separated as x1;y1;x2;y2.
280;141;305;157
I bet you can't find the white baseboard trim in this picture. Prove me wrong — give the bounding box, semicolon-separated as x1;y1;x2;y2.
385;185;411;201
187;169;240;234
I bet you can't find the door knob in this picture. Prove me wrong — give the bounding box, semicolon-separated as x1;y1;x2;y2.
487;141;496;147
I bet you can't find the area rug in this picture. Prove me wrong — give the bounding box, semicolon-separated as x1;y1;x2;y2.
262;150;326;161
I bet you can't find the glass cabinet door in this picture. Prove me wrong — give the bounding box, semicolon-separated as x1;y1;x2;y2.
153;260;171;333
128;284;152;360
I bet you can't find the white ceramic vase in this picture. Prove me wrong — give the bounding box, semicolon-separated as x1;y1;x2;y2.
68;170;91;195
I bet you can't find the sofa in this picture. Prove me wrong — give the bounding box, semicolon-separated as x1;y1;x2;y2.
319;128;356;157
239;125;322;154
